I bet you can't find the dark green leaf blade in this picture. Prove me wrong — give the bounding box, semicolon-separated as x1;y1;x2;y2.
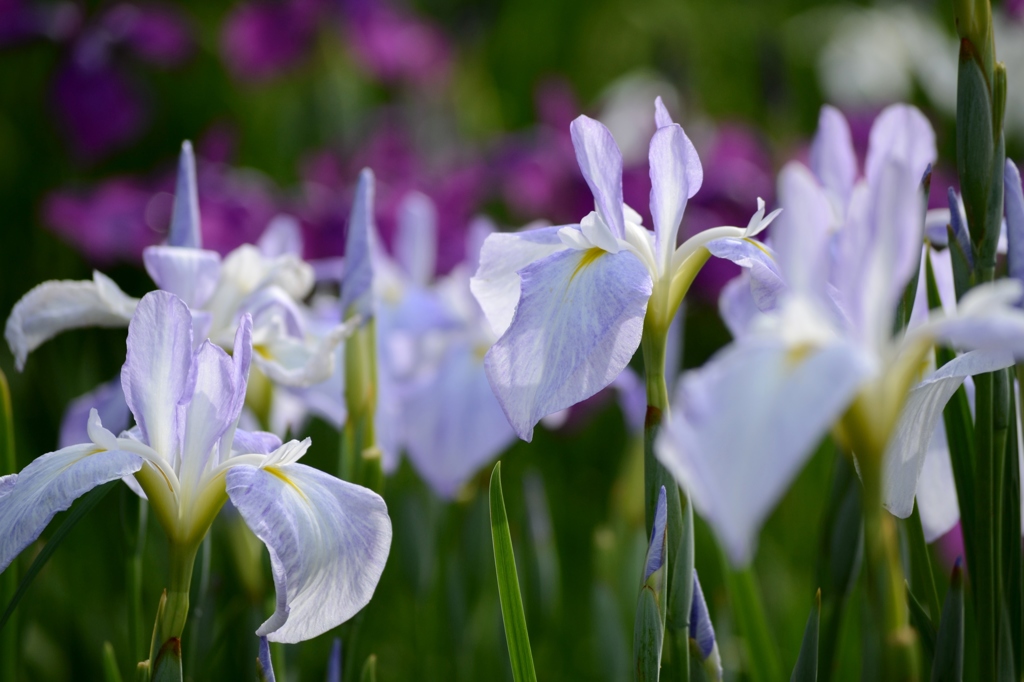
790;590;821;682
931;560;964;682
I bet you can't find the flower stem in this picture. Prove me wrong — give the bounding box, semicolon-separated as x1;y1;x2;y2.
159;542;199;644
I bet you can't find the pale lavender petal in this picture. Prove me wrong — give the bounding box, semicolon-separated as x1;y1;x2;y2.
169;141;201;249
259;215;304;258
257;636;276;682
179;341;237;491
143;246;221;308
650;124;701;264
469;224;567;338
5;272;136;371
122;291;194;457
865;105;936;190
0;443;143;572
809;105;857;211
928;281;1024;353
59;378;130;449
570;116;625;238
485;248;652;441
1006;160;1024;286
654;96;674;129
883;350;1014;519
612;366;647;433
340;169;377;319
949;187;973;269
232;429;283;456
226;462;392;643
705;237;784;312
772;162;834;298
916;424;959;543
718;272;761;339
689;570;716;660
327;638;342;682
395;191;438;286
656;337;870;565
403;342;517;498
642;485;668;582
464;216;496;274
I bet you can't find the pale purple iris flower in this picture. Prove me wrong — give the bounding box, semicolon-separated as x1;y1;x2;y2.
471;98;779;441
7;142;354;445
656;104;1024;565
0;291;392;643
340;173;516;489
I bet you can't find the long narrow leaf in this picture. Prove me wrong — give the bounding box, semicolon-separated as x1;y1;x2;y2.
634;586;664;681
905;502;941;624
723;561;783;682
0;370;17;682
931;560;964;682
0;479;119;632
907;582;936;663
790;590;821;682
489;462;538;682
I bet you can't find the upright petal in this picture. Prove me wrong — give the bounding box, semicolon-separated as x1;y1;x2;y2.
650;123;701;269
225;462;392;643
656;337;870;565
654;96;674;129
122;291;194;458
485;247;652;441
1006;160;1024;286
143;246;222;309
570;116;625;238
395;191;438;287
883;350;1014;518
258;215;304;258
865;105;936;189
179;341;237;492
809;105;857;212
772;163;835;298
403;342;517;498
5;273;137;371
168;140;201;249
469;225;567;338
59;378;130;449
0;443;143;572
340;169;377;319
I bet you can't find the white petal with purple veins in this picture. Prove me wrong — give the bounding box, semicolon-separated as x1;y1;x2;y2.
0;443;142;572
485;247;652;441
649;123;701;270
225;461;392;643
570;116;626;238
143;245;222;309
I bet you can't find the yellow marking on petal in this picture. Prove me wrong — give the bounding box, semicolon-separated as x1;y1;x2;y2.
571;247;606;282
265;465;309;503
253;343;273;360
744;237;774;260
785;342;814;367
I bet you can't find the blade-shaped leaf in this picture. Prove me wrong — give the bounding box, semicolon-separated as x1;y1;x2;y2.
723;561;783;682
790;590;820;682
634;585;664;681
907;582;936;663
103;641;124;682
150;637;181;682
905;502;941;625
931;560;963;682
0;370;17;682
0;479;119;632
489;462;538;682
360;654;378;682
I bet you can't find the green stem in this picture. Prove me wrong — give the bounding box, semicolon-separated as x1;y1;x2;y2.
975;370;997;680
130;498;149;664
0;370;18;682
159;543;199;644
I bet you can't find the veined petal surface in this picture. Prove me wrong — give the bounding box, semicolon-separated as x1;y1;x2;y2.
122;291;194;459
656;337;869;565
340;169;377;319
570;115;625;238
485;247;652;441
59;378;130;449
0;443;142;573
470;225;567;338
225;461;392;643
5;272;137;371
649;123;701;267
143;245;222;309
168;140;201;249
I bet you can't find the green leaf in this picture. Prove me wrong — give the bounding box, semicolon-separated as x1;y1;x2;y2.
790;590;820;682
688;639;712;682
1003;370;1022;680
634;586;664;682
0;479;119;632
103;641;124;682
907;582;936;663
905;502;941;626
0;370;17;682
665;494;695;680
489;461;538;682
955;40;994;263
361;654;378;682
931;560;964;682
722;562;783;682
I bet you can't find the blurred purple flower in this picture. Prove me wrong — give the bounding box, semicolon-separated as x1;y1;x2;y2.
342;2;450;85
220;0;321;81
102;3;192;68
1009;0;1024;21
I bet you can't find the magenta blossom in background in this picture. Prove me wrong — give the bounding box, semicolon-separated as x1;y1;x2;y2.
103;3;192;68
0;0;79;45
220;0;321;81
1009;0;1024;21
341;1;450;85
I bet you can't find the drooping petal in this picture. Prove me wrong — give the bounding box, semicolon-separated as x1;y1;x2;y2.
225;462;392;643
570;115;625;238
59;378;130;449
809;105;857;212
883;350;1014;518
168;140;201;249
485;247;652;441
143;246;222;309
395;191;438;287
705;237;784;310
469;225;567;338
340;169;377;319
4;272;137;371
656;337;870;565
650;123;702;269
257;636;276;682
0;443;143;572
258;214;304;258
1006;160;1024;287
402;342;517;498
718;272;762;338
122;291;194;458
916;424;960;543
926;280;1024;353
231;429;283;456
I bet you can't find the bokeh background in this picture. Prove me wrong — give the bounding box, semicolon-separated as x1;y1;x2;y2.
2;0;1024;679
